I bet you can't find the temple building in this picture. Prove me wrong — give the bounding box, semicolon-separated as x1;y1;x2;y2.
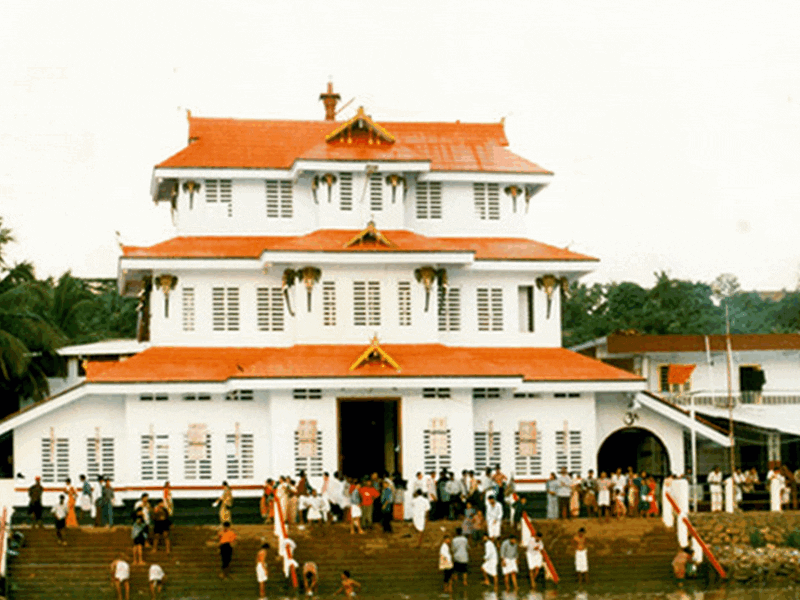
0;85;729;505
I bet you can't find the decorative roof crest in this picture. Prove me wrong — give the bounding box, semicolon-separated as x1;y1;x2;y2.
349;335;401;372
325;106;395;145
344;221;395;248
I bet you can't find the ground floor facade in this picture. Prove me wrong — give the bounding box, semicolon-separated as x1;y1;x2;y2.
4;380;730;507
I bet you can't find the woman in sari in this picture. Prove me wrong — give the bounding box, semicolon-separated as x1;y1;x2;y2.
213;481;233;524
569;473;581;518
65;478;79;527
259;479;275;524
546;472;559;519
163;481;174;517
646;476;659;517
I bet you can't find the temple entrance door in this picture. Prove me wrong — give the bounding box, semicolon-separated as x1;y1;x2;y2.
338;398;400;480
597;427;670;477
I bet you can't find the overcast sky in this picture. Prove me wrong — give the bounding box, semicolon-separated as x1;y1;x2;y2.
1;1;799;290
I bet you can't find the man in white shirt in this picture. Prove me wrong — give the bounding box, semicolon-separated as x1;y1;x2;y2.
768;466;785;512
52;494;68;545
486;495;503;539
707;467;723;512
526;531;544;586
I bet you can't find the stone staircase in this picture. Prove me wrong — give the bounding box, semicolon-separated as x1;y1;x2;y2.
5;517;686;598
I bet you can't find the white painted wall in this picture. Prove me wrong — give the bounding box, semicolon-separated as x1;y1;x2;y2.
595;392;685;476
172;175;529;237
150;267;561;347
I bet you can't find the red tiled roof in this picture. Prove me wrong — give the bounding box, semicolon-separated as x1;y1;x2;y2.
85;345;642;384
607;333;800;354
121;230;596;262
157;117;552;174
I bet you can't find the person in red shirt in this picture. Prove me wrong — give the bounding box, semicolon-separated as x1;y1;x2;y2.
359;480;379;530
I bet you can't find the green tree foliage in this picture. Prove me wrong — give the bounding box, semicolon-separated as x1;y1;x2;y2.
563;272;800;347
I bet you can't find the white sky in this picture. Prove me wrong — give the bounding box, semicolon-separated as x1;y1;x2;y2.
1;1;799;290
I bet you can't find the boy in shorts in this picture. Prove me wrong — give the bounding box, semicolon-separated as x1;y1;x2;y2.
148;563;165;600
52;494;68;545
256;543;269;599
335;570;361;597
152;500;171;554
110;555;130;600
574;527;589;584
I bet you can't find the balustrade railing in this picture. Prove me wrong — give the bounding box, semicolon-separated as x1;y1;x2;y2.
669;391;800;407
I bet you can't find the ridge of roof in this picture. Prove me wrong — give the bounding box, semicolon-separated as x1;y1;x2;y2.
120;230;597;262
607;333;800;354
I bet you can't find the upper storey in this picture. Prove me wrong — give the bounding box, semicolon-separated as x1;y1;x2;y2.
152;90;553;237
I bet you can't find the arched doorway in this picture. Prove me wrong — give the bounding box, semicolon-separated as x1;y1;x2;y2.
597;427;670;477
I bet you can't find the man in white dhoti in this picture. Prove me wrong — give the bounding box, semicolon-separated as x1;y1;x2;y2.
486;496;503;539
481;534;498;588
411;490;431;547
768;466;785;512
526;531;544;586
707;467;723;512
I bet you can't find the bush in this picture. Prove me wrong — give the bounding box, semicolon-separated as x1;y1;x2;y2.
750;529;766;548
785;529;800;549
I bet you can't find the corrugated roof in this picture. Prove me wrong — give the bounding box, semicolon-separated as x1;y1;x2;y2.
121;230;596;262
157;117;552;174
85;345;642;384
607;333;800;354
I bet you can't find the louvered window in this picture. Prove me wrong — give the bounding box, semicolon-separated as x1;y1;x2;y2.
256;287;284;332
369;173;383;212
205;179;232;217
225;390;254;401
353;281;380;327
41;438;69;483
555;429;582;473
339;173;353;211
87;437;115;481
226;433;254;479
473;183;500;220
322;281;336;326
477;287;504;332
182;393;211;401
265;180;293;219
437;287;461;332
422;388;451;398
424;418;451;474
398;281;412;326
294;421;323;477
212;287;240;331
182;287;195;332
415;181;442;219
518;285;534;333
474;429;502;473
184;431;212;480
293;389;323;400
140;394;168;402
140;434;169;481
514;422;542;476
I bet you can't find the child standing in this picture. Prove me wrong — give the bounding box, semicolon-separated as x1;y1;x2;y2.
52;494;68;545
573;527;589;584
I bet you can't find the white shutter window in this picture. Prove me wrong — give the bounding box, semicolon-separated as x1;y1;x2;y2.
353;281;366;326
212;287;240;331
184;430;212;480
515;422;541;476
257;287;284;332
398;281;412;327
322;281;336;326
206;179;232;216
555;429;582;473
226;432;254;479
367;281;381;326
182;393;211;401
87;437;115;481
182;287;195;332
41;438;69;483
424;418;451;474
353;281;381;326
225;390;254;401
487;183;500;220
474;430;501;473
422;388;451;398
416;181;442;220
339;173;353;211
474;183;487;220
141;434;168;481
477;288;503;331
293;389;323;400
294;422;323;477
437;287;461;332
369;173;383;212
265;180;293;219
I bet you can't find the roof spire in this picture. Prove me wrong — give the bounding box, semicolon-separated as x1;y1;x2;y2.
319;81;341;121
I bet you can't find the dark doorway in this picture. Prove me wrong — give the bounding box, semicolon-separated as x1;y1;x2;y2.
597;427;670;477
338;398;400;479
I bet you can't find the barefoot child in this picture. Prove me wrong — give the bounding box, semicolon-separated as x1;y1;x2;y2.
256;543;269;599
574;527;589;584
52;494;68;546
148;563;165;600
481;534;499;588
302;561;318;595
335;570;361;597
526;531;544;586
110;555;130;600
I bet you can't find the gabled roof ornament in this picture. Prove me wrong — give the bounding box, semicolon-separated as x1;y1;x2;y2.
345;221;395;248
325;106;396;144
349;335;401;372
